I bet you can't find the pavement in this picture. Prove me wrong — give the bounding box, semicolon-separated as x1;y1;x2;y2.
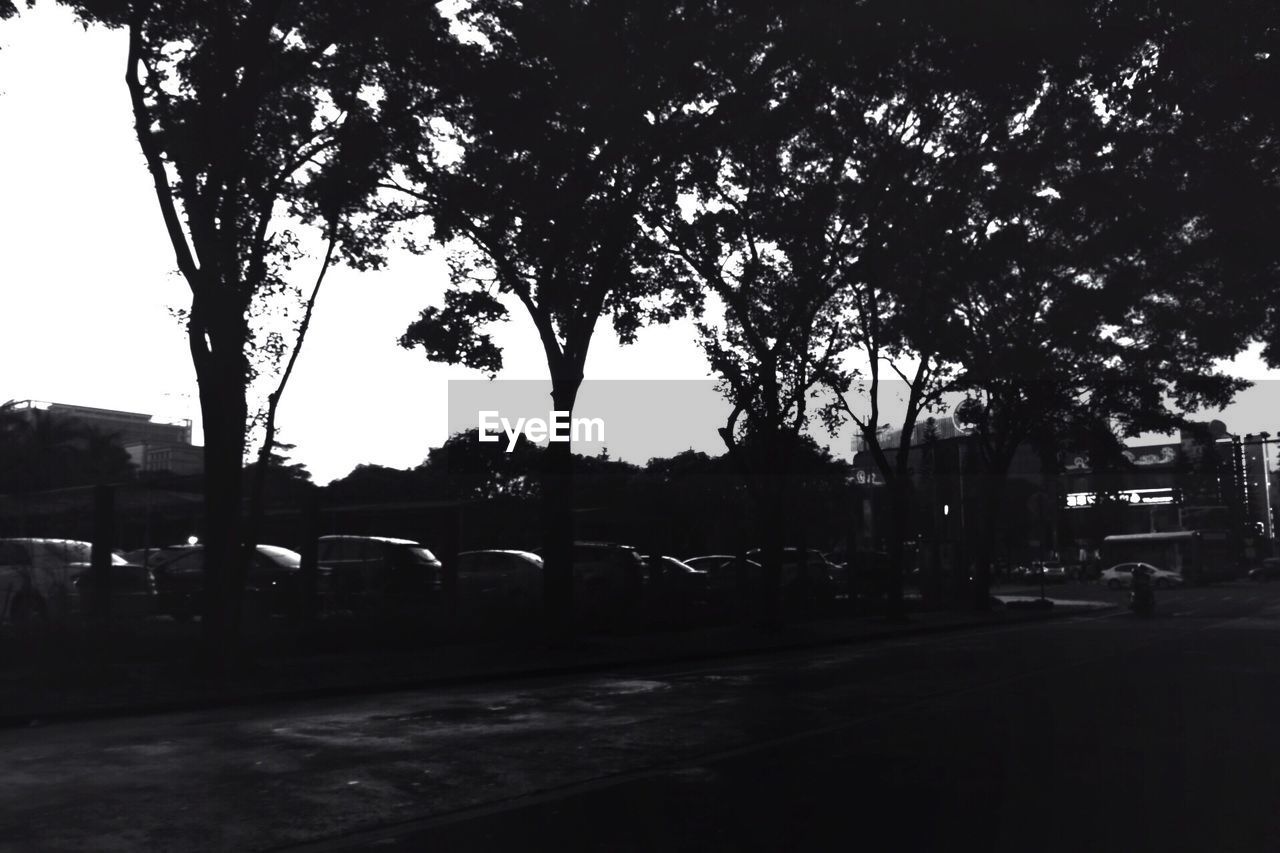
0;590;1110;727
1;580;1274;852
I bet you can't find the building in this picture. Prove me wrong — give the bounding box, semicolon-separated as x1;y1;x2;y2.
1241;434;1274;540
6;400;202;477
851;417;1266;570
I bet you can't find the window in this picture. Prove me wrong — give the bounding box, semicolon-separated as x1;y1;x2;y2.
405;546;438;565
165;551;206;575
458;552;495;575
318;538;355;563
256;546;302;569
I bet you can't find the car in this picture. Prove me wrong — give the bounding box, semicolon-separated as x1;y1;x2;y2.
152;544;311;620
1248;557;1280;582
316;535;444;615
1040;561;1068;583
72;562;158;621
684;553;758;583
568;542;648;615
1100;562;1184;590
120;545;199;570
745;548;841;603
456;549;543;609
0;538;139;627
643;555;710;614
690;550;837;607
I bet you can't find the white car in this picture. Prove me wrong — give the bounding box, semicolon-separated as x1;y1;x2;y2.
1100;562;1184;589
0;538;138;626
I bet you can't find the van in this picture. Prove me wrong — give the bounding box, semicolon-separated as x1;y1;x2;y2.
316;535;443;614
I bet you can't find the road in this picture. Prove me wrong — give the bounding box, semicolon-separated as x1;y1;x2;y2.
3;580;1280;851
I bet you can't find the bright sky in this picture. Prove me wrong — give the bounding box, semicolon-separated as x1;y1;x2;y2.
0;2;712;483
2;1;1277;484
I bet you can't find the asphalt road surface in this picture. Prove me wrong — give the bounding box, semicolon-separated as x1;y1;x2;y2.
4;580;1280;852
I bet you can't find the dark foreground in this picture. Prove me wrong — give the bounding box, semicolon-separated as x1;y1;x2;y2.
3;581;1278;852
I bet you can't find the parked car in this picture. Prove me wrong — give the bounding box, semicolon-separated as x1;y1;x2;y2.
643;555;710;616
1040;561;1068;583
316;535;443;615
567;542;648;616
456;549;543;609
687;550;835;608
683;555;762;604
1100;562;1184;589
152;544;309;620
1248;558;1280;582
0;538;136;627
121;545;199;570
843;550;890;597
72;562;158;621
746;547;840;603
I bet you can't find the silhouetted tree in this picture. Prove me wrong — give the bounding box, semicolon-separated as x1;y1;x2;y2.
927;3;1258;608
241;440;316;505
417;429;543;501
61;0;448;667
393;0;734;641
648;61;859;623
0;402;135;494
1117;2;1280;368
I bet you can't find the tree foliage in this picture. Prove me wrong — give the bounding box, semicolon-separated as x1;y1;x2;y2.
58;0;448;661
0;403;135;494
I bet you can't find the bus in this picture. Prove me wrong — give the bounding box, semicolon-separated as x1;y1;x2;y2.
1100;530;1241;584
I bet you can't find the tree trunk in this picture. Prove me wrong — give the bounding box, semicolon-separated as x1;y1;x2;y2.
90;484;116;629
196;359;249;672
540;375;581;645
756;463;786;629
884;478;910;621
972;459;1010;611
297;491;321;624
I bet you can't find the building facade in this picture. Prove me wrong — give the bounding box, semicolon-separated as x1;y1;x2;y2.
7;400;201;477
851;417;1269;571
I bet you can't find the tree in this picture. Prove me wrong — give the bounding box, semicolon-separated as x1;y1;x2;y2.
1119;2;1280;367
241;439;316;505
394;0;731;641
931;2;1260;608
62;0;447;666
0;402;135;494
649;63;861;623
416;429;544;502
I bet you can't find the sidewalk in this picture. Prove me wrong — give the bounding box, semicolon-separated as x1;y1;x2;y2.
0;596;1113;727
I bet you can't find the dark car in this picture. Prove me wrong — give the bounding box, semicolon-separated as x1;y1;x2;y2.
745;547;840;604
73;563;158;621
1248;557;1280;582
684;555;762;596
456;549;543;610
316;535;443;615
121;545;200;571
1040;561;1068;583
152;544;307;621
643;555;710;618
568;542;648;617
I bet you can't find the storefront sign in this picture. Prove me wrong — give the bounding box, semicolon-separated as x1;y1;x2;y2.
1064;487;1178;508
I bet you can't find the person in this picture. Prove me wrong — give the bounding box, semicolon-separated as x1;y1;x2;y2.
1131;564;1154;613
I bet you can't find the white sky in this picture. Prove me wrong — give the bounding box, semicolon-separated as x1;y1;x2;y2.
1;1;1277;484
0;2;712;483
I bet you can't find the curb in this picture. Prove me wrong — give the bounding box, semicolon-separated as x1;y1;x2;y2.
0;603;1113;730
